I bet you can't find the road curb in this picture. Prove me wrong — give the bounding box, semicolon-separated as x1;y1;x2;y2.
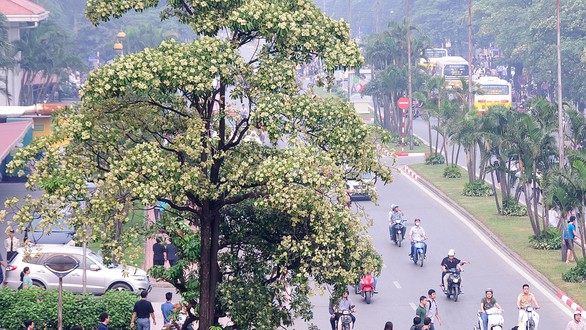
558;290;585;312
395;152;430;157
402;165;576;313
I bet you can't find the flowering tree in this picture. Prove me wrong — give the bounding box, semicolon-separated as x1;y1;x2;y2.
2;1;392;329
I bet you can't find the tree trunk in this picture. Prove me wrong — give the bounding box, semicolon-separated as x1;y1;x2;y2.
579;201;586;260
490;170;502;214
434;117;440;155
198;207;221;330
383;95;392;131
427;116;433;154
523;181;540;239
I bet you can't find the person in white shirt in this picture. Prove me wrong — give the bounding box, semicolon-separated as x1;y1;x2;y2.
4;230;21;262
548;206;560;228
409;218;428;259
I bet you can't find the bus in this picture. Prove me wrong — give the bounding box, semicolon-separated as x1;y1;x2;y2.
473;76;512;112
433;56;470;89
419;48;449;71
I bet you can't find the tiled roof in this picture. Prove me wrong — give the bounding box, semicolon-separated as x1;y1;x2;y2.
0;0;48;22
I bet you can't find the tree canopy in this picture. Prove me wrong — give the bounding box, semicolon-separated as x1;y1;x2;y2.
2;1;392;329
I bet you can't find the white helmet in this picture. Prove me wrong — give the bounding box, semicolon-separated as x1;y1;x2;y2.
447;249;455;256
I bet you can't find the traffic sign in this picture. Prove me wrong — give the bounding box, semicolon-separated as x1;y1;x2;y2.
397;97;410;109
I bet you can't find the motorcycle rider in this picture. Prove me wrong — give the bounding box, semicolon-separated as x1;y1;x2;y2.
516;284;539;325
409;218;428;259
329;290;356;329
440;249;467;290
389;204;406;243
480;288;503;330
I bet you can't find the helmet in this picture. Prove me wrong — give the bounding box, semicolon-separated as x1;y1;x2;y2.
391;204;399;210
485;288;493;294
447;249;455;256
575;310;582;315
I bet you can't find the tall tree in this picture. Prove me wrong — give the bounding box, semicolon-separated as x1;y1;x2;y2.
3;1;392;329
0;14;16;100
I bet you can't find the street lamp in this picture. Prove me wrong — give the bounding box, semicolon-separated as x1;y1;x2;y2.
44;255;79;330
406;0;414;150
114;31;126;56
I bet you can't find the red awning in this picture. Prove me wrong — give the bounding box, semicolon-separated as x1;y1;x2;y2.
0;120;33;162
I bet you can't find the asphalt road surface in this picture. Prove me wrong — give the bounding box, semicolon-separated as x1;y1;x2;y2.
290;155;572;329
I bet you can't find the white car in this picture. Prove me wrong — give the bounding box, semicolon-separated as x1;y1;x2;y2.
4;245;151;294
346;173;376;201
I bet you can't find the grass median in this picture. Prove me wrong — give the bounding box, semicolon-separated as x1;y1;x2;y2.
409;163;586;306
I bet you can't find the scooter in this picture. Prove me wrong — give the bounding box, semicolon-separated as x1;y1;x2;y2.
442;268;462;302
519;306;539;330
390;218;406;247
412;240;426;267
475;307;504;330
335;307;355;330
358;274;375;304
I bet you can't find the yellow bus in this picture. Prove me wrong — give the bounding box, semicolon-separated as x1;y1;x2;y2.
473;76;512;112
419;48;448;71
433;56;470;89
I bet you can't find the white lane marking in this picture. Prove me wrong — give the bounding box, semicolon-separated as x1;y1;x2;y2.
409;302;417;310
393;281;402;289
402;170;574;317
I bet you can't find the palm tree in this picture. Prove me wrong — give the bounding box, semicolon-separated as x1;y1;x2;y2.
0;14;16;100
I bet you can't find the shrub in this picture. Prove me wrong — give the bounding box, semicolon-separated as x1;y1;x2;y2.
463;180;493;197
562;259;586;283
529;227;562;250
502;198;527;216
443;166;462;178
0;287;138;330
425;153;445;165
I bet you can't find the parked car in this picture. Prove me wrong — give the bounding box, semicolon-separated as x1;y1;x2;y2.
346;173;376;201
4;245;151;294
25;216;76;245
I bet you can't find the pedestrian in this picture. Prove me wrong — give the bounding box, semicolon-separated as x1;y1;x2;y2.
564;216;580;264
422;317;432;329
19;266;32;289
166;241;178;267
130;290;156;329
410;316;422;330
153;237;166;266
161;292;174;326
98;312;110;330
23;320;34;330
566;310;586;330
415;296;427;326
426;289;442;330
0;252;6;287
383;321;393;329
4;229;20;262
548;206;560;229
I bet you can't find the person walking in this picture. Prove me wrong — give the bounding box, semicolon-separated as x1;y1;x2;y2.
97;312;110;330
383;321;393;330
130;290;156;329
564;216;580;264
153;237;166;267
565;311;586;330
161;292;174;326
4;229;20;262
20;266;32;289
166;241;178;267
409;317;422;330
0;252;6;287
415;296;427;327
425;289;442;330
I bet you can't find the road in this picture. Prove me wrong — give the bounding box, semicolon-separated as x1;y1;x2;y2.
290;155;572;329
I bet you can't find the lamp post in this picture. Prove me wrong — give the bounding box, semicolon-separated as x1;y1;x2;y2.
114;31;126;56
44;255;79;330
556;0;564;168
406;0;414;150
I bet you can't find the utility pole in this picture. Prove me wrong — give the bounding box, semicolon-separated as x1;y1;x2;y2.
556;0;564;168
407;0;413;149
375;0;380;33
467;0;473;113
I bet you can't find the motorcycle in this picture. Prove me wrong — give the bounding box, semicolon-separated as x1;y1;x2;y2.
442;268;462;302
335;307;355;330
412;240;426;267
475;307;504;330
519;306;539;330
358;274;375;304
390;218;406;247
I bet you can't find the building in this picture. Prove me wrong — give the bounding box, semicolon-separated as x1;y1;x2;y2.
0;0;49;106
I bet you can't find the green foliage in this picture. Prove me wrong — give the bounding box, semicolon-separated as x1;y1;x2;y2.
463;180;493;197
562;259;586;283
443;166;462;179
502;198;528;216
529;227;562;250
425;153;445;165
0;287;137;330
